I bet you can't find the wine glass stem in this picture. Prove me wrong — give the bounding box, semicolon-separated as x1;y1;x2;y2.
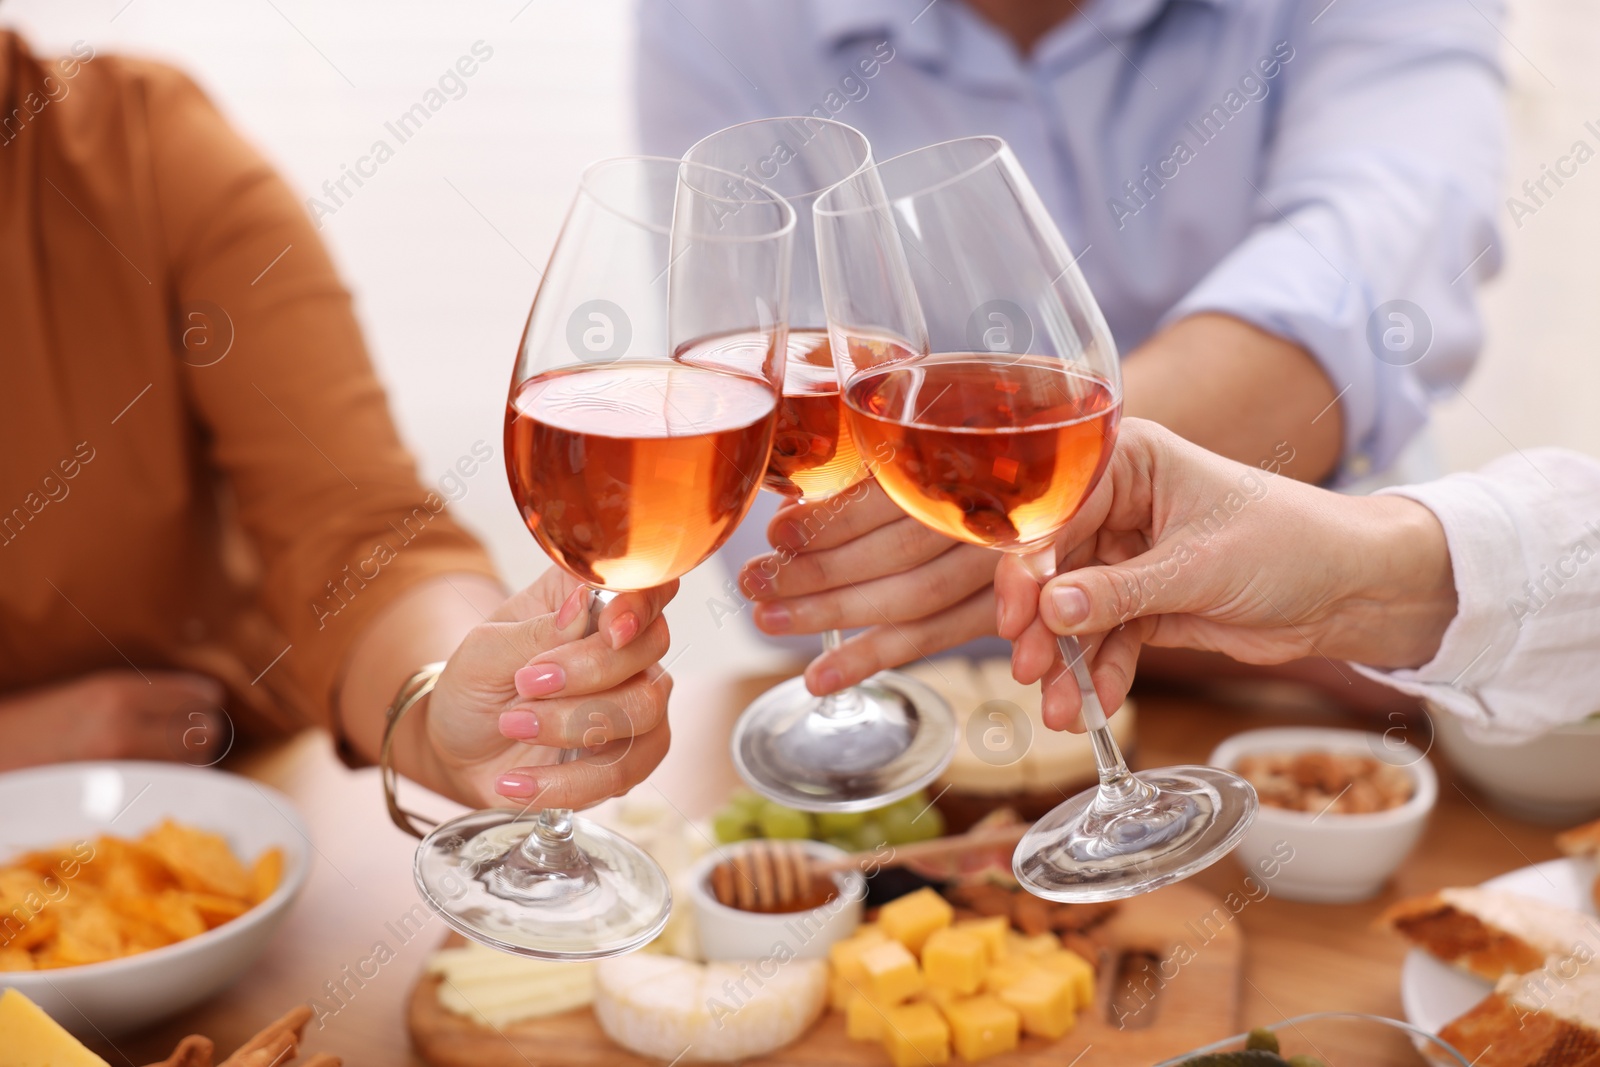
1054;632;1149;811
511;587;613;874
815;627;867;721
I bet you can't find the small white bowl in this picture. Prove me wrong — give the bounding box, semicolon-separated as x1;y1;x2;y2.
1209;727;1437;904
687;840;863;962
1432;708;1600;824
0;761;310;1035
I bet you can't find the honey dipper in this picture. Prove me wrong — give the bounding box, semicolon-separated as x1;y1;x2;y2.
707;821;1029;911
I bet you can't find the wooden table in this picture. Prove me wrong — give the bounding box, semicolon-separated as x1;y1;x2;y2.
83;670;1568;1066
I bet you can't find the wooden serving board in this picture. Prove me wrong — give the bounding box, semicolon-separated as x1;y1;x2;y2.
408;881;1242;1067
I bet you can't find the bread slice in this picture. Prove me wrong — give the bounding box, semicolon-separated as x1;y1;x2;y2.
1438;962;1600;1066
1380;888;1600;981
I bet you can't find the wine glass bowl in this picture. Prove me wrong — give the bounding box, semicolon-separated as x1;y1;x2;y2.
816;136;1257;902
413;156;795;959
687;117;960;813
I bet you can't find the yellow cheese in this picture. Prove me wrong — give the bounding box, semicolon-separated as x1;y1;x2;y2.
860;940;924;1004
828;928;890;1009
878;887;953;954
952;916;1009;964
1008;931;1062;958
882;1002;950;1067
922;928;987;995
0;988;110;1067
942;995;1020;1062
998;969;1077;1039
845;994;891;1040
982;956;1042;994
1036;948;1097;1007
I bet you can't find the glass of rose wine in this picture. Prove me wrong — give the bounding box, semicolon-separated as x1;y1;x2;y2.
815;137;1258;902
412;157;794;958
683;117;957;813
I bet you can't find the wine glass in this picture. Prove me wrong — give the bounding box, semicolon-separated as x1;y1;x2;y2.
412;157;795;958
815;137;1258;903
685;117;957;812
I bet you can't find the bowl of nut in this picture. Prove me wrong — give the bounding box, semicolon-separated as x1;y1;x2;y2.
1208;727;1437;904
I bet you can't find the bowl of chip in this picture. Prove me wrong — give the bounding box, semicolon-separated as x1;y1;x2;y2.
0;761;309;1035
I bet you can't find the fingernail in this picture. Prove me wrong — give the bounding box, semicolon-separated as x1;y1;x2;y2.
607;611;639;649
495;773;538;798
556;587;586;629
754;603;793;633
741;566;773;598
1050;586;1090;627
814;667;842;693
514;663;565;698
499;710;540;740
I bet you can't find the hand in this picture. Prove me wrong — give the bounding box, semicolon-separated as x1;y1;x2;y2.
739;481;999;695
423;568;677;811
995;419;1457;730
0;670;226;770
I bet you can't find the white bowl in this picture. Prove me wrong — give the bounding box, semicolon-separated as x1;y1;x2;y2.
1209;727;1437;904
0;761;309;1035
688;840;863;962
1431;708;1600;824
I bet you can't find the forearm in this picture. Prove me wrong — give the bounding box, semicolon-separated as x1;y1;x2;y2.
1122;312;1342;483
335;573;507;790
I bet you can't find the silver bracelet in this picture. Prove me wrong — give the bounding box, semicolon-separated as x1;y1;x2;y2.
380;661;448;839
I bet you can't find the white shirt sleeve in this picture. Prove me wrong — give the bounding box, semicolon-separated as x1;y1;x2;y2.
1352;449;1600;741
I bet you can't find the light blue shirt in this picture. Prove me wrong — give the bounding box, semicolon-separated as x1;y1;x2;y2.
634;0;1506;484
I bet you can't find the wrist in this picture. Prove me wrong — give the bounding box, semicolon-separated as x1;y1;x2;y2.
1327;494;1458;669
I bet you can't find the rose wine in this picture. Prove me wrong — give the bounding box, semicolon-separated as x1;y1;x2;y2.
505;362;777;589
844;352;1120;553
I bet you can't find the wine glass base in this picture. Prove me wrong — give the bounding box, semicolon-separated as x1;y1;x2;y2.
731;670;957;813
1013;765;1258;903
414;808;672;960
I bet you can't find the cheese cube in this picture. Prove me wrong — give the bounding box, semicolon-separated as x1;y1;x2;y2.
919;986;960;1013
0;988;111;1067
882;1002;950;1067
922;928;987;995
846;994;891;1040
952;916;1009;963
861;939;924;1004
1037;948;1096;1007
879;887;954;954
829;927;891;1007
1008;931;1062;958
943;995;1020;1062
998;970;1077;1039
982;956;1041;994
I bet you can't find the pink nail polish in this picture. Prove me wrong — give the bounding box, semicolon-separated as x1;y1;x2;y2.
499;710;540;739
608;611;639;649
756;603;793;633
556;586;586;628
514;663;565;698
496;773;537;798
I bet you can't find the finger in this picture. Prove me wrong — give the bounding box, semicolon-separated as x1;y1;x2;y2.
1039;552;1188;637
766;481;906;553
1087;624;1144;719
994;554;1043;640
501;667;671;748
804;589;996;694
1010;611;1061;687
512;610;670;704
751;544;996;635
594;581;678;650
742;517;951;600
133;671;226;712
495;713;671;811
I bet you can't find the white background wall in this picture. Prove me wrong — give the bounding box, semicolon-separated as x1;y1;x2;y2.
4;0;1598;668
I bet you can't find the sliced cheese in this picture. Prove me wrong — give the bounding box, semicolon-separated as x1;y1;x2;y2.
427;943;595;1028
0;988;110;1067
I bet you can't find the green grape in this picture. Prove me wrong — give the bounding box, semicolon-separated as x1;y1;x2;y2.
815;810;868;836
908;804;946;842
882;789;929;817
727;790;766;820
879;805;922;846
823;835;857;853
711;808;755;844
757;804;814;840
850;819;888;852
